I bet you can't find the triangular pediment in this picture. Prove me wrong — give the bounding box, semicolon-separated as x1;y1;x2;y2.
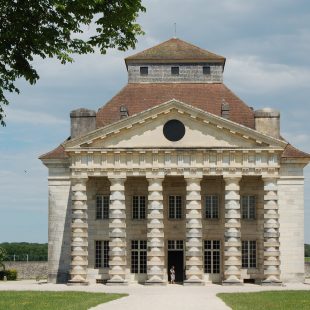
64;99;287;151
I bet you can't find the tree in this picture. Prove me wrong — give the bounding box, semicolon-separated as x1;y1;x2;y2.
0;247;6;270
0;0;145;126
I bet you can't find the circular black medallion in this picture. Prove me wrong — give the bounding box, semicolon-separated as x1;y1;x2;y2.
163;119;185;142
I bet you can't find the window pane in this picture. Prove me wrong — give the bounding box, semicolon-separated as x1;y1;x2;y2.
176;196;182;219
103;240;109;268
95;241;102;268
96;196;103;219
103;196;109;219
140;196;146;219
133;196;139;219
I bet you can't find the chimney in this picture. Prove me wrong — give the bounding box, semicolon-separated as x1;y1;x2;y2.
70;108;96;139
221;100;230;119
254;108;280;139
120;105;129;119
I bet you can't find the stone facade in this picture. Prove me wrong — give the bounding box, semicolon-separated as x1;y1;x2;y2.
41;38;309;286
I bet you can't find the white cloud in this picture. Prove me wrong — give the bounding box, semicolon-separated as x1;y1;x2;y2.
225;56;310;94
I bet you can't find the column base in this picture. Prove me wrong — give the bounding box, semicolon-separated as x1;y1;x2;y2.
183;280;205;286
145;280;167;286
222;280;243;286
261;280;282;286
106;280;129;286
67;280;89;286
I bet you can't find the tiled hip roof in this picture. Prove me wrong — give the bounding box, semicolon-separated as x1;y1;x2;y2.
96;83;255;129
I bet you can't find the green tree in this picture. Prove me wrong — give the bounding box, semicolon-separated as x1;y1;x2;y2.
0;0;145;125
0;247;7;270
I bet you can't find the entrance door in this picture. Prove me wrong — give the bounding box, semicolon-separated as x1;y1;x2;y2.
168;250;184;282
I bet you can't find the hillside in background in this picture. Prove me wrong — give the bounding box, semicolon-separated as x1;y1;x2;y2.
0;242;47;261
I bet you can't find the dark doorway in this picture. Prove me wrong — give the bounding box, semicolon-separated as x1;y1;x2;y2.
168;251;184;283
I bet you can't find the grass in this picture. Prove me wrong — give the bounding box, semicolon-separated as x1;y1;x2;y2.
0;291;127;310
305;257;310;263
218;291;310;310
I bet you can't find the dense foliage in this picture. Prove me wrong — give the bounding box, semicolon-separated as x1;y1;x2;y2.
305;244;310;257
0;0;145;125
0;247;6;269
0;243;48;261
0;269;17;280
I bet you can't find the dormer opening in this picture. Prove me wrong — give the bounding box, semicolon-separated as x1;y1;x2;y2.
120;105;129;119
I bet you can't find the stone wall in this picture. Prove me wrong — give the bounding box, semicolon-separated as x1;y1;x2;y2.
5;261;48;280
128;64;223;83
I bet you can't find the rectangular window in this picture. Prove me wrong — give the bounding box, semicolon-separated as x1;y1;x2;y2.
204;240;220;274
96;195;109;219
169;195;182;219
140;66;148;75
95;240;109;268
168;240;184;250
132;196;146;219
242;240;257;268
241;196;256;219
131;240;147;273
203;66;211;75
171;66;179;75
205;195;219;219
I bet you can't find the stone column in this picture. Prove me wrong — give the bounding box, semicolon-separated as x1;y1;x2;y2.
146;177;166;285
184;177;204;285
107;177;128;285
69;178;88;285
262;177;281;285
223;176;242;285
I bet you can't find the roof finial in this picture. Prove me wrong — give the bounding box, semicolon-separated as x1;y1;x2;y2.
174;22;177;38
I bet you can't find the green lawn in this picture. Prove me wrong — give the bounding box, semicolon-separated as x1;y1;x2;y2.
218;291;310;310
305;257;310;263
0;291;127;310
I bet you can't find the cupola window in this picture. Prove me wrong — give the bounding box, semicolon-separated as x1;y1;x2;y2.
171;66;179;75
203;66;211;75
140;66;148;75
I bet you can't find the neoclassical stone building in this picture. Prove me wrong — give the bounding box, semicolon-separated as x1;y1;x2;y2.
40;38;310;285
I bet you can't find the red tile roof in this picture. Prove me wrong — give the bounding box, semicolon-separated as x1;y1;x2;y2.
96;83;254;129
125;38;225;65
39;142;69;160
281;144;310;159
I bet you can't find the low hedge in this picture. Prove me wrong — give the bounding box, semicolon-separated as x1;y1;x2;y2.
0;269;17;280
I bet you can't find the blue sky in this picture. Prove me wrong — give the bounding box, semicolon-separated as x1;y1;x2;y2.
0;0;310;243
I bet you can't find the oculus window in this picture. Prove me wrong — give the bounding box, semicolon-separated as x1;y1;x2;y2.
163;119;185;142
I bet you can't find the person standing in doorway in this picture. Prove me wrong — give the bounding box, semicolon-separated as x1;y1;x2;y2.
170;265;175;284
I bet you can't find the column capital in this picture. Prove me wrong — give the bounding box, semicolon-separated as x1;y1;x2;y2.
223;175;242;185
261;175;279;182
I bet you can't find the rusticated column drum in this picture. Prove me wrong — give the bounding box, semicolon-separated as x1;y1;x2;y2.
107;177;128;285
223;176;242;285
69;178;88;284
184;177;204;285
262;177;281;285
146;178;166;284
